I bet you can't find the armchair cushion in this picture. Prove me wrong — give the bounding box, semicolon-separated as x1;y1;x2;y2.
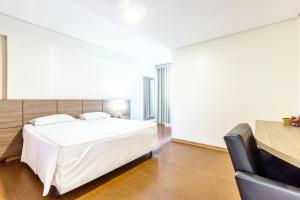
236;171;300;200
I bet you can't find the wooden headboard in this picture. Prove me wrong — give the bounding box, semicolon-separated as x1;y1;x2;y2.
57;100;82;117
0;99;130;160
23;100;57;125
83;100;103;113
0;100;22;159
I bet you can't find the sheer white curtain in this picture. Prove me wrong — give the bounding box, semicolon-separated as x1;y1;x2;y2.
156;63;171;124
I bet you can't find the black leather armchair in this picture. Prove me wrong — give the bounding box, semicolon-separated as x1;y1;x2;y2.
224;123;300;200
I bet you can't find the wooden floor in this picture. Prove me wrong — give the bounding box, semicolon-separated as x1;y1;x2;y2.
0;125;239;200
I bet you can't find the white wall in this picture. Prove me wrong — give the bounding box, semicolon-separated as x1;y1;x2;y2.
50;47;155;120
0;13;156;120
0;0;171;66
172;19;299;148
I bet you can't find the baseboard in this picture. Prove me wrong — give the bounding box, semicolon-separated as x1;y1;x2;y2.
171;138;228;152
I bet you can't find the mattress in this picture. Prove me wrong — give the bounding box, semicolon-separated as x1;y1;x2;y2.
21;118;158;196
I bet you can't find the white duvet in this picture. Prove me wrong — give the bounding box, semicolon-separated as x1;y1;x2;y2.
21;118;158;196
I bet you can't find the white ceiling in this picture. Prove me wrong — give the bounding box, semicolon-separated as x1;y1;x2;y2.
0;0;300;64
74;0;300;49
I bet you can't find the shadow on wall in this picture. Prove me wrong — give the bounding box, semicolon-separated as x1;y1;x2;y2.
0;128;23;162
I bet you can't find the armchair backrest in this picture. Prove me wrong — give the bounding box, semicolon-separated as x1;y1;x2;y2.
224;123;259;174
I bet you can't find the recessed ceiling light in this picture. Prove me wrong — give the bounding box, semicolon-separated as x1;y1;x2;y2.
120;0;132;8
124;6;147;24
120;0;148;24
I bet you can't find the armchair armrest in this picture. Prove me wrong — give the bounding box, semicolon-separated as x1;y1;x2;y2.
236;171;300;200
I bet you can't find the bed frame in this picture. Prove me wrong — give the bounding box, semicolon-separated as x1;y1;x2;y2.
0;99;130;162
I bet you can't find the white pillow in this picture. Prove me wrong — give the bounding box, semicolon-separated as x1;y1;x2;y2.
30;114;76;126
79;112;111;120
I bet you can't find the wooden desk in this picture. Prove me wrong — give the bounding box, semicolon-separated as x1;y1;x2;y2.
256;120;300;168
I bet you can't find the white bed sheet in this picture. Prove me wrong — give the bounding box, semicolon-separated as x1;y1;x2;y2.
21;118;158;196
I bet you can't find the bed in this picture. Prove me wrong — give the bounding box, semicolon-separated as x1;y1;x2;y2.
21;117;158;196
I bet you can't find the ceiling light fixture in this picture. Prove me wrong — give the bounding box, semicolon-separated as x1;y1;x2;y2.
120;0;147;24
